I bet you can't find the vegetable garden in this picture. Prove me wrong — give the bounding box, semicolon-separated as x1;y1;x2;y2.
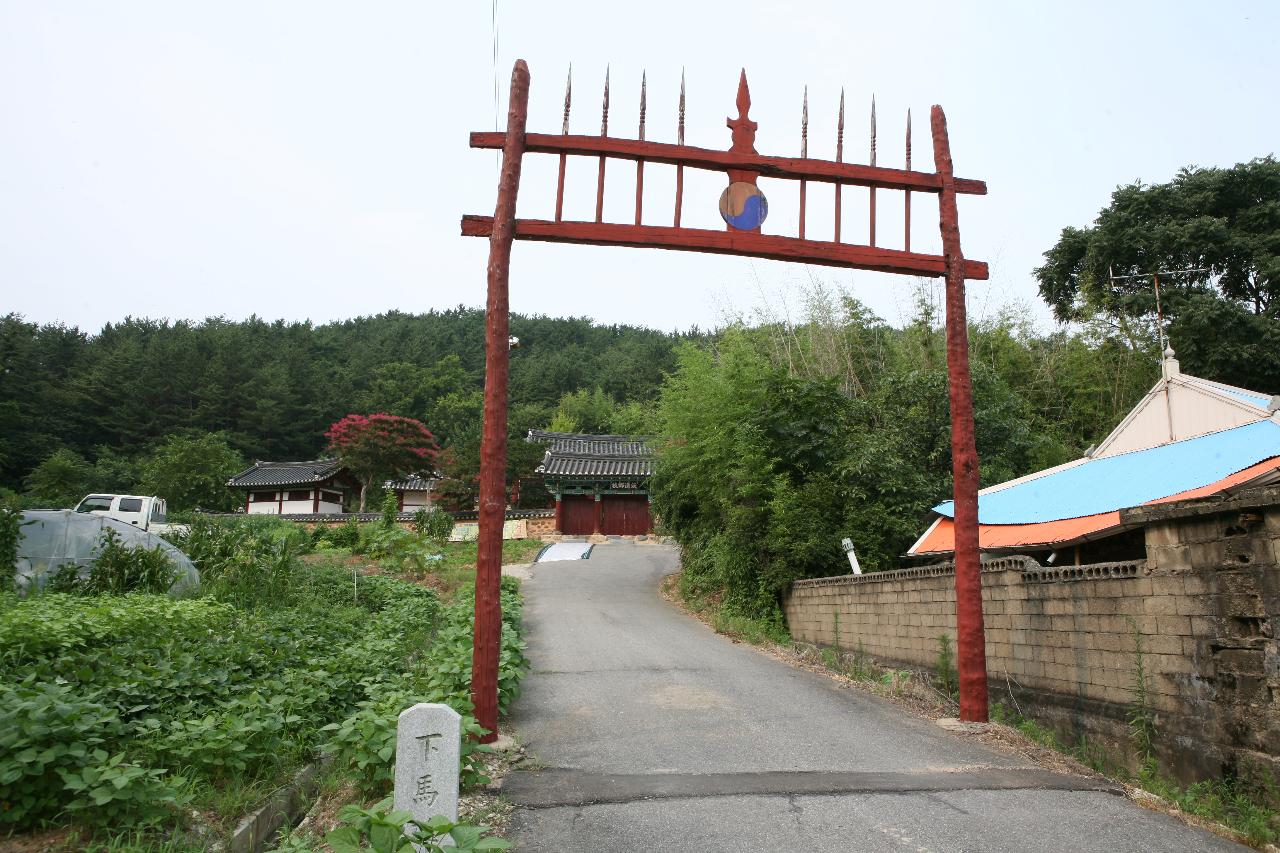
0;512;530;850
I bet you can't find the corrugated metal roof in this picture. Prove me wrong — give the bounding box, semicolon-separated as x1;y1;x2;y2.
934;419;1280;524
918;453;1280;554
227;459;344;488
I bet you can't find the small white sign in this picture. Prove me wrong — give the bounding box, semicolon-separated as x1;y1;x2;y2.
394;703;461;831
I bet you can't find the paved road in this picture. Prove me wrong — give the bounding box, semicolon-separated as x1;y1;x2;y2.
506;543;1241;852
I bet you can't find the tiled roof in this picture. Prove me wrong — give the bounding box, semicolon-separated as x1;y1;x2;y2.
386;476;436;491
527;429;654;457
528;430;656;480
539;455;654;477
227;459;345;488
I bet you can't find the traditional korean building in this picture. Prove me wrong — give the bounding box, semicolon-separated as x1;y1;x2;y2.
527;430;655;535
227;459;355;515
386;475;437;511
909;349;1280;563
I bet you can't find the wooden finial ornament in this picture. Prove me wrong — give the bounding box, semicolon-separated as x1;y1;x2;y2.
677;68;686;146
638;70;647;141
869;94;878;246
801;86;809;158
799;86;809;239
835;88;845;241
727;69;758;155
721;69;765;230
601;65;611;135
870;94;877;166
836;88;845;162
904;107;912;250
561;64;573;135
675;69;686;227
635;71;647;225
595;66;610;222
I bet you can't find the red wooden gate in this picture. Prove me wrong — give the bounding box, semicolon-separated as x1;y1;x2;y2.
560;495;597;535
464;60;991;739
601;496;651;536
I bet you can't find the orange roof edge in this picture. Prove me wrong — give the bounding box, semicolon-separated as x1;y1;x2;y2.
908;457;1280;555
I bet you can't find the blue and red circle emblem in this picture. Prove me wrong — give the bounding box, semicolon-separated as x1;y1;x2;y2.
719;182;768;231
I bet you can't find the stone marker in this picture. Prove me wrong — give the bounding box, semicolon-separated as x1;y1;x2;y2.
394;703;461;831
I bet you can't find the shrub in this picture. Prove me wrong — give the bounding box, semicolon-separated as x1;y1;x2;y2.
1;497;27;590
327;518;361;550
47;528;177;596
412;507;455;543
175;516;298;607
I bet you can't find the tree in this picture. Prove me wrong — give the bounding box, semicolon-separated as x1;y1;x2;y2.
547;388;618;435
138;433;246;513
23;449;93;508
325;414;438;512
1035;157;1280;322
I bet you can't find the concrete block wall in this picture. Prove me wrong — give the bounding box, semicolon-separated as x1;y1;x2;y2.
785;489;1280;784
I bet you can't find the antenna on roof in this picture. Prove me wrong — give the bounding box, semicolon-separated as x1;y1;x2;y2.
1107;265;1211;360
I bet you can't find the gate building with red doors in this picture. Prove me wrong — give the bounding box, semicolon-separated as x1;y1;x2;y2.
527;430;655;536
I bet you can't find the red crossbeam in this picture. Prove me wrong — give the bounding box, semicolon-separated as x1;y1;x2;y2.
468;132;986;195
461;215;988;279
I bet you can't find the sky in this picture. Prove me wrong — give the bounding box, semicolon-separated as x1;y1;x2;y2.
2;1;1277;335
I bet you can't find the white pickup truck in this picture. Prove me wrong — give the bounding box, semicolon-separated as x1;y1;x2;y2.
74;494;188;539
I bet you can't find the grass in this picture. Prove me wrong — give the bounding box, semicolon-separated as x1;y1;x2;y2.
302;538;546;600
1140;772;1279;848
666;577;792;646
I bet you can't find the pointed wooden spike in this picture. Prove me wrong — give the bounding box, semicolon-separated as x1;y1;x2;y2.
601;66;610;136
561;65;573;135
736;68;751;120
870;95;877;166
801;86;809;158
906;107;912;169
638;70;647;141
677;68;686;146
836;88;845;162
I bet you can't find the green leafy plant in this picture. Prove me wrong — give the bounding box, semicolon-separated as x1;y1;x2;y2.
934;634;958;699
47;528;177;595
1123;615;1157;775
412;508;455;543
380;491;399;529
0;679;123;827
328;518;362;550
458;716;494;788
325;798;510;853
0;497;29;590
58;750;188;827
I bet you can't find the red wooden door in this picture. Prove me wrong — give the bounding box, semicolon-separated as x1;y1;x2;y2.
561;495;597;535
601;495;652;535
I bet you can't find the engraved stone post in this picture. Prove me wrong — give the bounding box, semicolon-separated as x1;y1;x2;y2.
394;703;461;830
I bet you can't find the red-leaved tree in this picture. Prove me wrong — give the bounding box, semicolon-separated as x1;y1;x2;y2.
325;413;439;512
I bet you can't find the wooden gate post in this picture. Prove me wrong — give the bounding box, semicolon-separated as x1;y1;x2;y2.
472;60;530;743
931;105;988;722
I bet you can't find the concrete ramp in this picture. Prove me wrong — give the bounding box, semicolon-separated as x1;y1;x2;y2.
535;542;593;563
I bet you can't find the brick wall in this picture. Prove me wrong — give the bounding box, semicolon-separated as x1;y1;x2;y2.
784;487;1280;784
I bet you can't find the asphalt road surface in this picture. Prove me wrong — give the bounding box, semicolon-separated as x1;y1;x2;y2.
505;543;1242;852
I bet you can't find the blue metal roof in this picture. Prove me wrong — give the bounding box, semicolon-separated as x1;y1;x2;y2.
933;419;1280;524
1214;386;1270;408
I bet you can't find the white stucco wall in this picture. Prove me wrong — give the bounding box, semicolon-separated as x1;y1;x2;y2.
400;489;433;509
